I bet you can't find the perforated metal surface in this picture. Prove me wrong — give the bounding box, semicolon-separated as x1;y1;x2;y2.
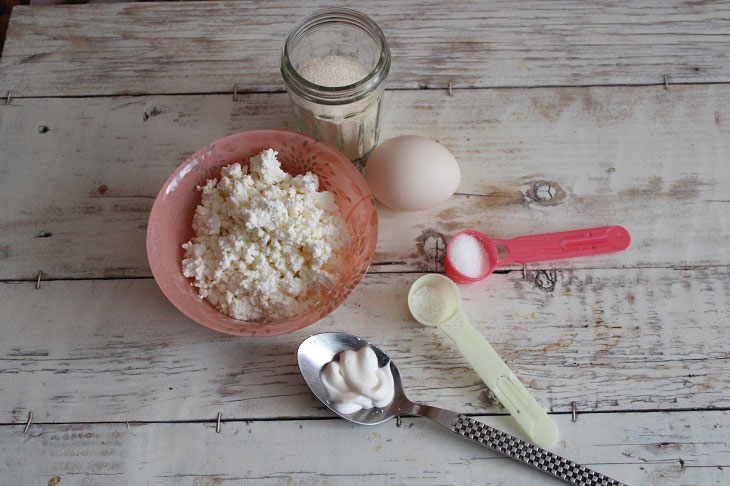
454;415;626;486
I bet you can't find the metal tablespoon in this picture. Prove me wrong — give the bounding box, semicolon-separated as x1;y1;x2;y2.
297;332;626;486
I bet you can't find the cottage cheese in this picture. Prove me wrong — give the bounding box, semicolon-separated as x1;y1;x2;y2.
181;149;350;321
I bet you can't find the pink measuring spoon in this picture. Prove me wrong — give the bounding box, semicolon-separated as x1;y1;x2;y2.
445;226;631;283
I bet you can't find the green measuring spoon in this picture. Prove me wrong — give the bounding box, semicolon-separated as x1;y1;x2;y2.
407;274;559;448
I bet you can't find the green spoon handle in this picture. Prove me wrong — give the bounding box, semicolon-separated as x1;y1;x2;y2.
438;312;559;448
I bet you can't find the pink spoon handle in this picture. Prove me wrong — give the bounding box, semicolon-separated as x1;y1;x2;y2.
491;226;630;267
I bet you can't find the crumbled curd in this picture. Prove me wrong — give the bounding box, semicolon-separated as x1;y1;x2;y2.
182;149;350;321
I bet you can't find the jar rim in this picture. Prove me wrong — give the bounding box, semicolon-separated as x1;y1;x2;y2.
281;8;391;105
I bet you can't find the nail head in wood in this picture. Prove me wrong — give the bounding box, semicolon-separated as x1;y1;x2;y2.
35;271;42;289
571;401;577;422
23;412;33;435
216;412;222;433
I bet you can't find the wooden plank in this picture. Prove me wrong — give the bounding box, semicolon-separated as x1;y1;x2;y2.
1;267;728;423
2;411;728;485
2;1;730;96
1;86;728;279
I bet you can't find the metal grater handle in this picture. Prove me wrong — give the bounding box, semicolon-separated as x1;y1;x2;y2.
453;414;626;486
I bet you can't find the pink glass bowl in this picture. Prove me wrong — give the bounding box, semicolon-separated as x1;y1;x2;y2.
146;129;378;337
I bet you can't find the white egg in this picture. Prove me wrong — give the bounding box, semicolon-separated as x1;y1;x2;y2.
365;136;461;211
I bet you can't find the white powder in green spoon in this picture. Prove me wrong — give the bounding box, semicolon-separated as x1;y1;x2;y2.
410;285;445;324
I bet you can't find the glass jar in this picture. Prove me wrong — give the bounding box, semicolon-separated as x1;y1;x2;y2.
281;8;391;168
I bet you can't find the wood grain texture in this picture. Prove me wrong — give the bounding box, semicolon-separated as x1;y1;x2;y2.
2;1;730;96
1;86;728;279
1;2;728;481
2;267;728;423
2;411;728;485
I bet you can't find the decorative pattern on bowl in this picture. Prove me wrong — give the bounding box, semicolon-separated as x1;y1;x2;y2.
147;129;378;336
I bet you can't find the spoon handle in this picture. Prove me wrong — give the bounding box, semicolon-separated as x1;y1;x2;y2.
439;312;559;448
491;226;630;267
414;405;626;485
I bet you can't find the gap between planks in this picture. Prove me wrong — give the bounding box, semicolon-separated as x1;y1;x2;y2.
4;406;730;428
2;264;729;284
4;80;730;101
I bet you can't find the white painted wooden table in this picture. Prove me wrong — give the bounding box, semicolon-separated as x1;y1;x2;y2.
1;1;728;484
